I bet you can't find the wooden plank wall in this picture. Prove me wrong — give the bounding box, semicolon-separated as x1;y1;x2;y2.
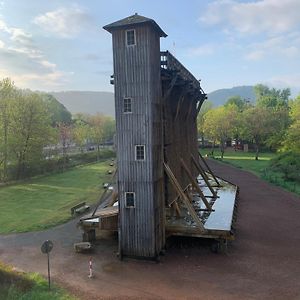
162;82;200;205
112;24;165;258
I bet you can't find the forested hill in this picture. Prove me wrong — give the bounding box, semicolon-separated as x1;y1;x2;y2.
207;86;255;106
50;91;115;117
50;86;256;116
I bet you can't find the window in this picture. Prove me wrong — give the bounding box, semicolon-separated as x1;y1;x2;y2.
123;97;132;113
135;145;145;160
126;29;136;46
125;192;135;208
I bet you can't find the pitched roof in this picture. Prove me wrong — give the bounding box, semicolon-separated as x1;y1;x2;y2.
103;13;167;37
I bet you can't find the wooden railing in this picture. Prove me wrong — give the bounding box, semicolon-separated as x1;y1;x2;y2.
161;51;201;90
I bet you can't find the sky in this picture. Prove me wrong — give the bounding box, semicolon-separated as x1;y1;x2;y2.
0;0;300;95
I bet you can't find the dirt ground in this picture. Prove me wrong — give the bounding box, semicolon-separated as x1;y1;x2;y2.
1;159;300;300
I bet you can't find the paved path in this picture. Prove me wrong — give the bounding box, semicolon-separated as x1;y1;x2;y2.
1;159;300;299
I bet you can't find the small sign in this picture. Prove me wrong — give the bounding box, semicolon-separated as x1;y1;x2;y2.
41;240;53;290
41;240;53;254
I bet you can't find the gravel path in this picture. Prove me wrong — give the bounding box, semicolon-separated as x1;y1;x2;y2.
0;159;300;300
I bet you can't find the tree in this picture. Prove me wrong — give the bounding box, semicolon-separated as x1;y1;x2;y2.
225;95;249;111
197;101;213;148
41;93;72;126
203;104;239;158
8;91;54;179
57;122;72;171
282;95;300;153
72;119;90;153
88;114;115;160
240;106;275;160
254;84;290;109
0;78;16;180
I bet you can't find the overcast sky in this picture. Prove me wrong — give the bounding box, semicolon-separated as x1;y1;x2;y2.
0;0;300;95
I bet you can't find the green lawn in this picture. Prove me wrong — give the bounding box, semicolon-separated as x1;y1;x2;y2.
0;262;76;299
0;161;111;234
200;148;275;176
200;148;300;195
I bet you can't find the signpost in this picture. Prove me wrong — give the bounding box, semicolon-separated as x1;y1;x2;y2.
41;240;53;290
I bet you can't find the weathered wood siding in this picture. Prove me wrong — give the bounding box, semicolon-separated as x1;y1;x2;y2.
112;24;165;258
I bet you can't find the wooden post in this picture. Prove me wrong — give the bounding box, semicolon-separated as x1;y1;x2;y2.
191;155;218;198
164;163;205;232
198;152;221;186
180;158;212;211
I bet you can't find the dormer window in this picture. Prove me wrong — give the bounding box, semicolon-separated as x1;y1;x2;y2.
126;29;136;46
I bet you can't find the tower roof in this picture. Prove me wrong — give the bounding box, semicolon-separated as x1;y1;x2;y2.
103;13;167;37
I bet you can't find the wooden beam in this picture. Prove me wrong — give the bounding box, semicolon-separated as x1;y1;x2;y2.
163;74;178;102
191;155;218;198
164;163;205;232
198;152;221;186
180;158;212;211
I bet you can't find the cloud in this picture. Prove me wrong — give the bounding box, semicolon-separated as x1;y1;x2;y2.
244;33;300;61
200;0;300;35
0;16;71;90
187;44;215;56
33;6;91;38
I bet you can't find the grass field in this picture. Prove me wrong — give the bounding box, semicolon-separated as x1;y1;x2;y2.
0;161;112;234
0;262;76;299
200;148;300;195
200;148;275;176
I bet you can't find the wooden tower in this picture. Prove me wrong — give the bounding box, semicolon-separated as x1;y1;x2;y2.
104;14;167;259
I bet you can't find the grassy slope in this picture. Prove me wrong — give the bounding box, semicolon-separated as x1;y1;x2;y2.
0;161;111;234
200;148;300;195
0;262;76;299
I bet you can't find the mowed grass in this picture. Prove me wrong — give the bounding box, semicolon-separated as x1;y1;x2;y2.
0;161;111;234
200;148;275;176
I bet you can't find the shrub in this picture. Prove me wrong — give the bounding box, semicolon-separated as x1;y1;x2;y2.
268;151;300;182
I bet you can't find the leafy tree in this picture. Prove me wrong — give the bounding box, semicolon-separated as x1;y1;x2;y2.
72;120;90;153
225;95;249;111
240;106;275;160
282;95;300;153
203;104;239;158
57;122;72;171
254;84;290;109
8;91;54;179
197;100;213;147
88;113;115;160
0;78;16;180
41;93;72;126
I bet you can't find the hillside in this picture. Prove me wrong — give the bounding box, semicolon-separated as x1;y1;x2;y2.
50;91;115;117
207;86;255;106
50;86;256;117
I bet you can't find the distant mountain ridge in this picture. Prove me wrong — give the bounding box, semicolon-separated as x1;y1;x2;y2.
207;86;255;106
50;91;115;117
50;86;256;117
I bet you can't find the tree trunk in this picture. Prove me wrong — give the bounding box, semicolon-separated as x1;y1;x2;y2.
255;143;259;160
211;140;215;156
97;145;100;161
220;142;225;159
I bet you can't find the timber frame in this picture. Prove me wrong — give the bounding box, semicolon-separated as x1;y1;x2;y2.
78;14;238;259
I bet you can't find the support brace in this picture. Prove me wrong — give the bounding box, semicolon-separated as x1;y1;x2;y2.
164;162;205;232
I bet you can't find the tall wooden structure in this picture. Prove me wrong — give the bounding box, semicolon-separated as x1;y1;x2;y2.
80;14;238;260
104;14;167;258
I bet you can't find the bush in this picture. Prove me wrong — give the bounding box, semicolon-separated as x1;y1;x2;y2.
268;151;300;182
